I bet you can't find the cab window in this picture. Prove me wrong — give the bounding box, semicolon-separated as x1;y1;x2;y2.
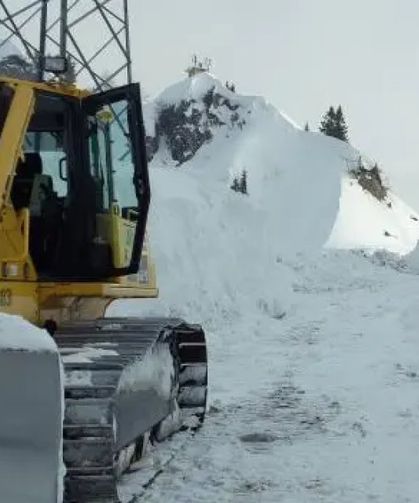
0;84;14;138
87;99;137;214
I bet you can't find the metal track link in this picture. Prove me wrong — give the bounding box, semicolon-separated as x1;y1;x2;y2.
54;317;207;503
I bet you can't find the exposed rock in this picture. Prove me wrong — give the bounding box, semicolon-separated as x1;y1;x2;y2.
349;160;388;201
239;432;279;443
147;85;246;165
145;135;159;163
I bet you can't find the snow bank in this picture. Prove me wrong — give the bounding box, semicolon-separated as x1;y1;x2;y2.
327;177;419;254
110;162;295;326
111;73;419;326
118;342;174;401
0;314;63;503
0;313;57;352
148;75;346;256
146;73;419;258
403;239;419;272
60;346;118;364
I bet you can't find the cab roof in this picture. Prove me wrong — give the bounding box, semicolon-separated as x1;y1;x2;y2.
0;74;91;99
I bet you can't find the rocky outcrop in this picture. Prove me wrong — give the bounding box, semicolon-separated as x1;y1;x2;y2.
349;160;388;202
147;85;246;165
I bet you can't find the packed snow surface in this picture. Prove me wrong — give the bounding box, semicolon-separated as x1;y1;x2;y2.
60;346;118;364
117;251;419;503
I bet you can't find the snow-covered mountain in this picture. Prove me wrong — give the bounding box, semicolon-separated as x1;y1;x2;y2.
144;73;419;259
111;73;419;326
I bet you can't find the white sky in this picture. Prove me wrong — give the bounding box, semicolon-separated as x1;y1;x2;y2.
130;0;419;211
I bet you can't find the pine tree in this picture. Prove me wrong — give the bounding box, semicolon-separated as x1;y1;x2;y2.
319;106;336;137
304;122;310;131
319;105;349;142
334;105;349;142
231;177;240;192
230;170;248;194
240;170;248;194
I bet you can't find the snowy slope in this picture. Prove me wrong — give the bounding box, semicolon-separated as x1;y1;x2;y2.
145;73;419;257
111;73;419;328
326;176;419;254
110;74;419;503
118;251;419;503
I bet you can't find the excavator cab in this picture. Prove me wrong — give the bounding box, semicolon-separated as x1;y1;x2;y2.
4;81;150;281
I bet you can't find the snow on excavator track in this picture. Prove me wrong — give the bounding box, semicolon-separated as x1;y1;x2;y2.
54;318;208;503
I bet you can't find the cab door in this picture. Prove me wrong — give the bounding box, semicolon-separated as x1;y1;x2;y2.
82;84;150;277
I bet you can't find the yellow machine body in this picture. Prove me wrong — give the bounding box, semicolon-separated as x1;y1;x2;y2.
0;8;207;502
0;77;157;326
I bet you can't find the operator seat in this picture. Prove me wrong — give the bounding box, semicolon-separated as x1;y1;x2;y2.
11;152;43;210
11;152;62;274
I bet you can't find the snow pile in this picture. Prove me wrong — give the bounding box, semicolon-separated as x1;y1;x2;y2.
403;239;419;272
0;314;64;503
60;346;118;364
0;313;57;352
118;343;174;400
327;176;419;254
111;73;419;327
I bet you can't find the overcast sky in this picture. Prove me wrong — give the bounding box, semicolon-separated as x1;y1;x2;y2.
129;0;419;210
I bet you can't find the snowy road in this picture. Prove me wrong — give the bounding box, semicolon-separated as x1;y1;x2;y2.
117;252;419;503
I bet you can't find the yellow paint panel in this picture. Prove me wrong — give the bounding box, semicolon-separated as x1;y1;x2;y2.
0;84;34;213
39;281;157;301
0;85;35;277
0;281;39;324
96;212;136;269
0;208;29;262
0;76;90;99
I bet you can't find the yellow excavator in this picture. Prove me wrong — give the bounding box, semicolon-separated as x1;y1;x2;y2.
0;2;207;502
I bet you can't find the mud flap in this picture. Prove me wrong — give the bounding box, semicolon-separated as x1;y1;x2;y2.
0;348;63;503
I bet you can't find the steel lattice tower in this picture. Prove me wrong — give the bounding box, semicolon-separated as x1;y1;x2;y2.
0;0;132;89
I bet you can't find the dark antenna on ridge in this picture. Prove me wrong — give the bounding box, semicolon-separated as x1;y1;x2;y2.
0;0;132;90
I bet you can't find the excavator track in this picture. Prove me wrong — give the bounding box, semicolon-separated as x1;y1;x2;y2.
54;318;208;503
